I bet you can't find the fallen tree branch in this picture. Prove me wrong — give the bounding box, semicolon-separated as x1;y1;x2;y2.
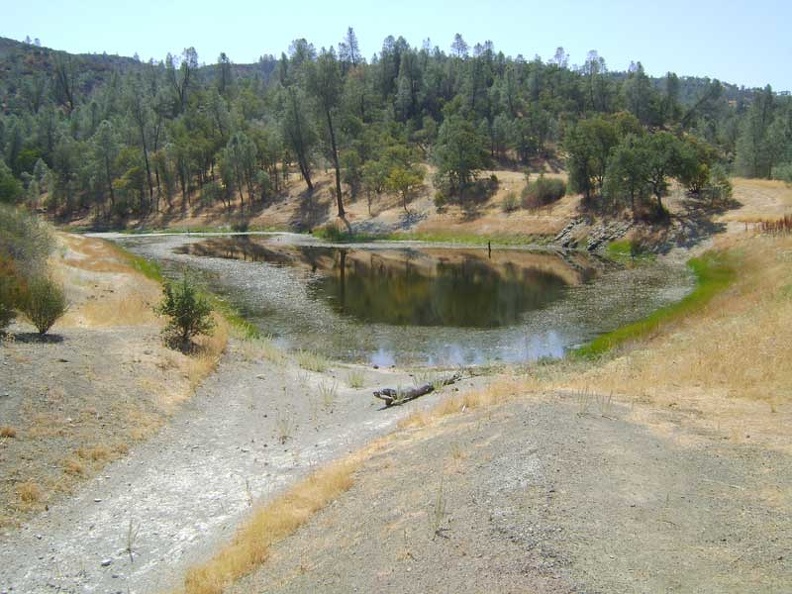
373;373;462;407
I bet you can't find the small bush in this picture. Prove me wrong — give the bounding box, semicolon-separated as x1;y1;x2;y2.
521;174;566;209
20;275;68;335
702;165;733;204
501;191;519;213
15;480;42;504
433;190;448;210
156;276;215;351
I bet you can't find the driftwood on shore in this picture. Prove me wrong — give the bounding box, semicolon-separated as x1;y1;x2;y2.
373;373;462;407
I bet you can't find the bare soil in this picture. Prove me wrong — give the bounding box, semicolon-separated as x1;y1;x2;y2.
1;175;790;593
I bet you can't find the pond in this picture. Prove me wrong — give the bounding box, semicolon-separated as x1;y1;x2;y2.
117;233;693;367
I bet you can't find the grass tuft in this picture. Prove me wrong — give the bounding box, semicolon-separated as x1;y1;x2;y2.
296;350;330;373
345;369;365;389
15;481;42;505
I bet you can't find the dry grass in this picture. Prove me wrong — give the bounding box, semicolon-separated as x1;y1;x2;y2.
720;178;792;224
77;444;112;462
62;457;85;476
77;293;158;327
179;458;360;594
15;481;42;505
238;335;287;364
398;377;523;430
185;314;229;390
557;233;792;452
759;214;792;234
296;350;330;373
0;426;17;438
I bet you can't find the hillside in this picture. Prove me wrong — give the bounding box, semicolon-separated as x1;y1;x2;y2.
2;31;790;235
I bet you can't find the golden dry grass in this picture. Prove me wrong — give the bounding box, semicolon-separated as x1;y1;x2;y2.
556;233;792;452
15;481;42;505
179;458;361;594
0;426;17;438
398;376;525;429
720;178;792;224
62;457;85;476
185;314;230;391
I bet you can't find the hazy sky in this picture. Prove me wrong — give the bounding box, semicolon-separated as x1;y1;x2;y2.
4;0;790;91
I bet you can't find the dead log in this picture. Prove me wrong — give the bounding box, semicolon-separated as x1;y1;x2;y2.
373;373;462;407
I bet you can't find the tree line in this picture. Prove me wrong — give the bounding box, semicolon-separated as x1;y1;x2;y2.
0;32;790;224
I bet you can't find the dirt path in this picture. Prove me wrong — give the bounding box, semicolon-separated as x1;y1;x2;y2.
0;336;482;593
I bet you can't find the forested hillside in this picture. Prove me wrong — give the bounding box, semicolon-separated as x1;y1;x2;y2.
0;31;790;226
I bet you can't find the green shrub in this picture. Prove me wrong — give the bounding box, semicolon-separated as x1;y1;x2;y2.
20;275;68;335
521;174;566;209
0;256;21;331
501;191;519;213
433;190;448;210
156;276;215;350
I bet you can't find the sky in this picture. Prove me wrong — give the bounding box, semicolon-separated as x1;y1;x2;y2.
3;0;790;91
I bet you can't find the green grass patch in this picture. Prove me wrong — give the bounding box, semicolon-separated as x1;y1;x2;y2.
392;231;551;246
108;242;164;282
210;296;261;340
312;225;383;243
573;251;736;359
605;239;656;265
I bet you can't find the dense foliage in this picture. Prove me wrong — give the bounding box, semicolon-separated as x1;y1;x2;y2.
0;203;66;334
0;33;790;225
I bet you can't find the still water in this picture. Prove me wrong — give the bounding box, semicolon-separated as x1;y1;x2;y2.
119;234;693;367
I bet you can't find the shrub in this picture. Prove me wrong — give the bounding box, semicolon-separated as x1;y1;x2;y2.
702;165;733;204
156;276;215;350
20;275;68;335
501;191;519;213
433;190;448;210
521;174;566;209
0;204;52;277
0;256;21;331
